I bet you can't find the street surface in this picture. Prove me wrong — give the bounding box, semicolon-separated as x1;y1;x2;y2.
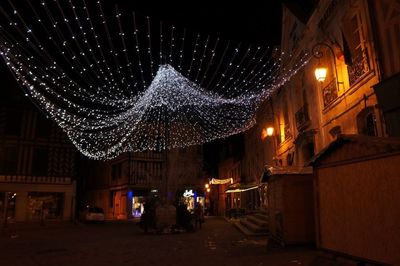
1;217;317;266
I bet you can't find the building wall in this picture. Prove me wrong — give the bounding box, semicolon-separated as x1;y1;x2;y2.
0;73;77;222
267;1;400;262
217;158;241;215
167;146;203;199
84;146;203;220
372;0;400;79
370;0;400;137
242;101;275;183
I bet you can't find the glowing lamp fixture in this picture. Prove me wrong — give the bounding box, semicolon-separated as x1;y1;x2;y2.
266;127;274;137
205;184;209;189
315;67;327;82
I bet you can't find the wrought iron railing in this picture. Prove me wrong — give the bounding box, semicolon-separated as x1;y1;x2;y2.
284;123;292;140
0;175;71;184
322;79;338;107
295;104;310;131
348;48;370;87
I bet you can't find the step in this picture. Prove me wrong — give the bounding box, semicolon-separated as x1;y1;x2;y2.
246;215;268;228
240;218;269;234
234;220;269;237
253;212;269;220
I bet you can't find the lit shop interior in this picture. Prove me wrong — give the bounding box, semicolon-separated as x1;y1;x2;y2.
180;189;204;212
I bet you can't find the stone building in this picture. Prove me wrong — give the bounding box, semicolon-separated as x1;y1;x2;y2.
230;0;399;181
0;66;77;222
214;0;400;217
274;0;385;167
223;0;400;263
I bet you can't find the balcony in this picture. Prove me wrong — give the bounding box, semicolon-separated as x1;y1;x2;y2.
322;79;338;107
295;104;310;131
0;175;72;184
348;48;370;87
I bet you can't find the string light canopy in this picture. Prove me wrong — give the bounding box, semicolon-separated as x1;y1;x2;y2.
0;0;309;160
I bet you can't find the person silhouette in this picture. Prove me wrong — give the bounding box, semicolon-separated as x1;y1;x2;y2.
194;203;204;229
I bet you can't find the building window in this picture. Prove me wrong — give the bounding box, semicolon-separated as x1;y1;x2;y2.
111;163;122;180
282;97;292;141
35;114;52;139
32;148;49;176
342;9;370;87
1;146;18;175
0;192;16;220
302;142;315;163
357;107;377;136
109;191;114;208
287;152;295;166
27;192;64;220
295;89;310;131
5;110;23;136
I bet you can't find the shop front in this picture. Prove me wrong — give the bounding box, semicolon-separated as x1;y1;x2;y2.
27;192;64;220
128;188;159;218
0;181;75;222
179;188;204;212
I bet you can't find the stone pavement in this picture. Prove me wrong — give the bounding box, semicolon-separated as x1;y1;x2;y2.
0;217;318;266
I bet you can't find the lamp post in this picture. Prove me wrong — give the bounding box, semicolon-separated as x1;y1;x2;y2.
312;42;343;89
204;183;210;215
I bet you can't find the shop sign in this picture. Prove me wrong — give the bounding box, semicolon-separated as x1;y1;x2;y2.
183;189;194;197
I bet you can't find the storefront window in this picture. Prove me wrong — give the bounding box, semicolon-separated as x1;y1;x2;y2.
132;196;145;218
27;192;64;220
0;192;16;221
180;189;204;212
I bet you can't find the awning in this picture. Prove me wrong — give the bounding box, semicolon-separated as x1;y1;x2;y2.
210;178;233;185
262;165;313;176
225;183;259;193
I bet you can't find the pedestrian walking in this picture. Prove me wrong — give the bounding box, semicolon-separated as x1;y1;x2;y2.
194;203;204;229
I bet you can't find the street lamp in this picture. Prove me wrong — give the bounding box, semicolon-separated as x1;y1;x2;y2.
312;42;343;88
314;67;327;82
266;126;274;137
264;126;279;166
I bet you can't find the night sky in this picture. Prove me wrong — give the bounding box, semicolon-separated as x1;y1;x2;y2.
0;0;284;170
103;1;283;45
0;1;283;82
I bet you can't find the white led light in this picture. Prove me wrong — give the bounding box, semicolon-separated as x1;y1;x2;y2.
0;0;309;160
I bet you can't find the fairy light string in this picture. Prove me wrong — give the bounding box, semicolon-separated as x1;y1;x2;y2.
0;0;310;160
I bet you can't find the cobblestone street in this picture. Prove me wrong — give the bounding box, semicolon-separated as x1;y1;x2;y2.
1;217;317;266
